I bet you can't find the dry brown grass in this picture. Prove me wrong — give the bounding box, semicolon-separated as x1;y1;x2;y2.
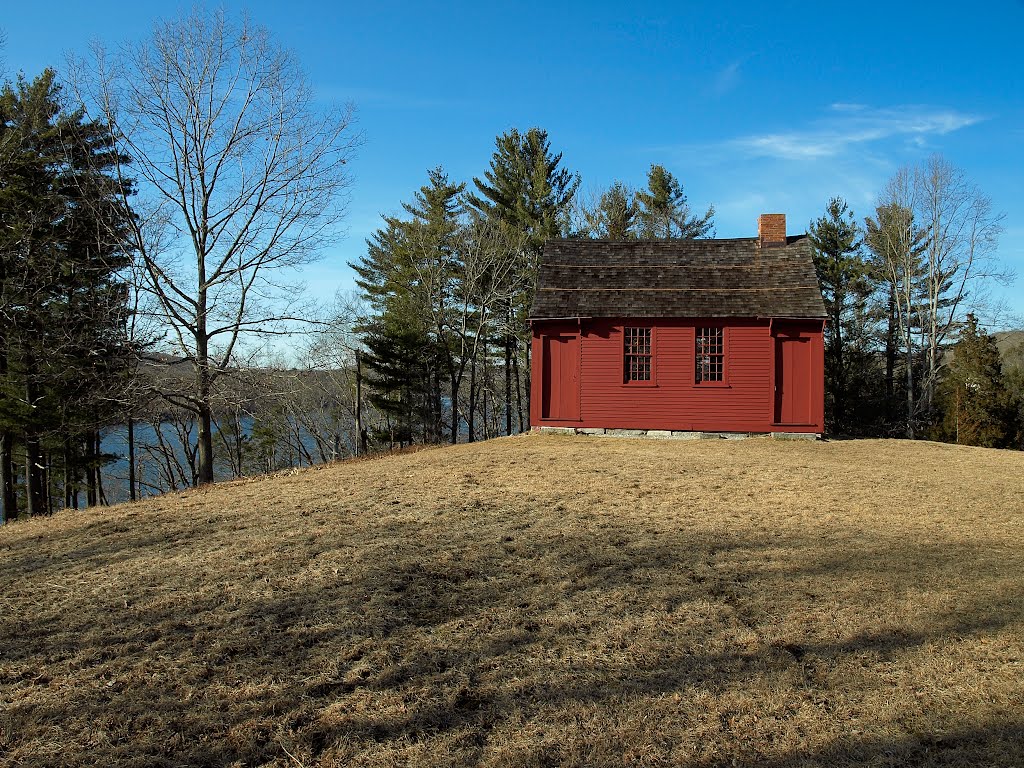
1;435;1023;767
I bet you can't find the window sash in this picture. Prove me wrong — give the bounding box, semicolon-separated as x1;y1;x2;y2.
696;327;724;382
624;327;652;382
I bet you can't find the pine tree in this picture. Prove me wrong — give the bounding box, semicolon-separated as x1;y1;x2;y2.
467;128;579;433
402;168;467;442
0;69;135;519
635;164;715;240
351;170;467;445
352;215;436;444
353;166;526;448
864;201;928;436
361;317;436;447
1003;340;1024;450
467;128;579;253
937;314;1015;447
808;198;877;433
580;181;637;239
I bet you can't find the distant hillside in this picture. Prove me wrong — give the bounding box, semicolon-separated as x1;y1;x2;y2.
940;328;1024;370
2;435;1023;767
995;329;1024;365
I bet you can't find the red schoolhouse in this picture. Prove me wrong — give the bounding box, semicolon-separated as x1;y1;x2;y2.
528;214;826;436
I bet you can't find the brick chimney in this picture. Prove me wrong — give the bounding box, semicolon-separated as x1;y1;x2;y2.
758;213;787;247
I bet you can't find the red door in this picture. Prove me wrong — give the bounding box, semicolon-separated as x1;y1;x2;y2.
541;334;579;421
775;337;811;424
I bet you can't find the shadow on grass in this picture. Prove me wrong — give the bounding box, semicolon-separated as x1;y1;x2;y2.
2;507;1022;767
746;723;1024;768
0;512;252;584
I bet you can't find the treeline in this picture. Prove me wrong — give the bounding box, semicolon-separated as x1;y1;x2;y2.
809;161;1021;446
111;354;366;496
350;143;716;446
354;143;1020;451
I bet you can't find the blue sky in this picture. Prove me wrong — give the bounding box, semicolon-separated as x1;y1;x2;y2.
4;1;1023;321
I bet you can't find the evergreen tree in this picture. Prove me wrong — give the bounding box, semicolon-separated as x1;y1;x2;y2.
808;197;877;433
937;314;1015;447
361;317;436;447
351;170;466;445
580;181;637;239
351;215;435;444
1003;340;1024;450
402;168;467;442
635;164;715;240
353;167;523;447
467;128;579;433
0;69;135;520
466;128;579;253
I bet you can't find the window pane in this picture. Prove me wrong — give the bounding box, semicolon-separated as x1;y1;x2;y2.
696;327;724;382
625;327;652;382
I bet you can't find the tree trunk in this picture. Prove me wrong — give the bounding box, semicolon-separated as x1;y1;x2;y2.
0;341;15;521
127;416;137;502
195;351;215;485
434;370;443;442
64;441;73;510
449;371;459;445
504;334;513;436
905;328;915;439
195;280;215;484
64;439;78;510
23;363;46;516
356;354;368;456
511;338;525;434
524;332;531;431
96;431;108;506
44;451;52;515
25;437;46;516
86;433;97;507
884;287;896;425
467;357;476;443
483;390;489;441
196;405;214;484
830;292;845;433
1;432;16;523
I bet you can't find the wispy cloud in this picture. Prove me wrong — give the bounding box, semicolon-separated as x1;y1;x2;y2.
711;60;743;96
731;104;983;160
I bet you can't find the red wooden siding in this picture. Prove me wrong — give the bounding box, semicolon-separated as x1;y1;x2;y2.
531;318;824;434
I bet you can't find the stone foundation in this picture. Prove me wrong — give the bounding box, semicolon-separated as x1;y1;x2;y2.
534;426;819;441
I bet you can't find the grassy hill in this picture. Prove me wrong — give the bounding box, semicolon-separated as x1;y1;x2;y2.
2;435;1023;767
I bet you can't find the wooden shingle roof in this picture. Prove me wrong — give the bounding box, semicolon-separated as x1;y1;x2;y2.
529;236;826;320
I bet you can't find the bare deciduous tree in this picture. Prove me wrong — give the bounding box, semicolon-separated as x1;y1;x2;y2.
408;215;525;443
865;175;924;437
867;155;1010;437
915;154;1007;412
72;8;361;484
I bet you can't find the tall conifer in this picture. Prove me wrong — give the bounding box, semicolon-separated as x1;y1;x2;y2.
809;198;876;432
467;128;579;433
0;70;135;519
635;164;715;240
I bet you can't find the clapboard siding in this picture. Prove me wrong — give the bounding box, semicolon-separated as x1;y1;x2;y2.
531;317;824;433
